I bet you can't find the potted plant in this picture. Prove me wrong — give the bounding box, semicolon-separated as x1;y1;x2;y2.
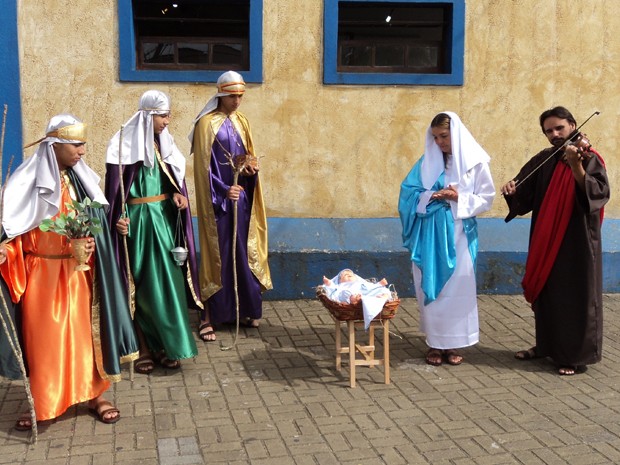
39;197;104;271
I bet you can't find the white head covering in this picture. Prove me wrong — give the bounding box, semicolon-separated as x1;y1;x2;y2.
2;114;108;238
106;90;186;184
420;111;490;189
188;71;246;143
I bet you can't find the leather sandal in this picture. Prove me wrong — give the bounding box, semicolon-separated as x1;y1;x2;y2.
425;348;443;366
515;346;542;361
444;350;463;366
88;399;120;424
156;351;181;369
241;317;259;328
198;322;216;342
558;365;587;376
134;354;155;374
14;413;33;431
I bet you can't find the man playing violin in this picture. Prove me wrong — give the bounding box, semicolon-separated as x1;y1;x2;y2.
501;106;609;376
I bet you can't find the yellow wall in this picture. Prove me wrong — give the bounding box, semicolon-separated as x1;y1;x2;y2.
17;0;619;218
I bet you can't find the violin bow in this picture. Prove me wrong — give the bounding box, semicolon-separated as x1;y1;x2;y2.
514;110;600;189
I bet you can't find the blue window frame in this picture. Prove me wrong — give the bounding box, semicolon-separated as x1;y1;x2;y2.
324;0;464;85
118;0;263;83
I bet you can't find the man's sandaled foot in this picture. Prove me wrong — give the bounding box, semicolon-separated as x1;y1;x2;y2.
88;397;120;424
444;350;463;366
558;365;587;376
425;348;443;366
515;347;541;361
14;413;33;431
156;352;181;369
241;317;259;328
198;322;216;342
134;354;155;374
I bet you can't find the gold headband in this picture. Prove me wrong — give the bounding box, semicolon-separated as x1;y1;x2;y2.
218;81;245;95
24;123;87;149
50;123;87;142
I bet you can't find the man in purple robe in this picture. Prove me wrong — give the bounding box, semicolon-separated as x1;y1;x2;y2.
189;71;272;342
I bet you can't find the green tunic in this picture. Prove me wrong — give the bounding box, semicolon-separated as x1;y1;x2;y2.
126;154;197;360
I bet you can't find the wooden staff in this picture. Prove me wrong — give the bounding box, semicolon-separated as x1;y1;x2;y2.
221;165;242;351
0;154;38;443
118;125;136;380
0;105;7;178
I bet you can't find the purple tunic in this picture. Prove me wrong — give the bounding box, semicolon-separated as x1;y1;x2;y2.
206;118;262;324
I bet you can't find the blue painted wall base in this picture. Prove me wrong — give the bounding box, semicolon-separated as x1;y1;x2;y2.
259;217;620;300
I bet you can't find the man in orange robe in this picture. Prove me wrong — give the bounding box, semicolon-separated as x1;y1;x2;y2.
0;114;138;430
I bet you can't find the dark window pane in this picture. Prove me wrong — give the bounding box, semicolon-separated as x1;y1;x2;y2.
337;2;449;74
179;43;209;64
133;0;249;70
408;45;439;69
213;44;243;65
341;45;372;66
143;43;175;63
375;45;404;67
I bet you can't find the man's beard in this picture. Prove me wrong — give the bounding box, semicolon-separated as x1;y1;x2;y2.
551;137;565;147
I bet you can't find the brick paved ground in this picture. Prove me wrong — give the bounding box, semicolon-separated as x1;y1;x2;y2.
2;294;620;465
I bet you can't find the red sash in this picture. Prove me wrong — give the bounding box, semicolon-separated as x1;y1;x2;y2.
522;160;575;304
522;150;605;304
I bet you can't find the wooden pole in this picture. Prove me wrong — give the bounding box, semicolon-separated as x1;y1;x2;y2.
118;126;136;381
0;105;7;182
0;154;37;443
221;169;241;351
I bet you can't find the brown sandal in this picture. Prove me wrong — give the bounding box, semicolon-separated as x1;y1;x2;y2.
156;352;181;369
88;399;120;424
198;322;216;342
241;317;259;328
558;365;587;376
425;348;443;366
134;354;155;374
14;413;33;431
515;346;541;361
444;350;463;366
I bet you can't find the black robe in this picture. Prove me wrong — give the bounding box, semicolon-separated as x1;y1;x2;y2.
505;147;610;366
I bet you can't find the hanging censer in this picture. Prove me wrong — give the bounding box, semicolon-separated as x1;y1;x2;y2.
170;210;188;266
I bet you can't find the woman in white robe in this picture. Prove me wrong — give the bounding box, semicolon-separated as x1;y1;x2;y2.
398;112;495;366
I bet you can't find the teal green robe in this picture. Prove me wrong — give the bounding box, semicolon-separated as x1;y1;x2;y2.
125;156;197;360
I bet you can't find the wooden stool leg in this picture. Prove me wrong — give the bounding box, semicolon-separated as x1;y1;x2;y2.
348;320;356;388
383;319;390;384
335;319;342;371
368;323;375;360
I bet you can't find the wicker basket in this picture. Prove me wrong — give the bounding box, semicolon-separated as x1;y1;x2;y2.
316;286;400;321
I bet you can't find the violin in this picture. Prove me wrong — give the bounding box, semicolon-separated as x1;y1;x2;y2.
563;132;593;157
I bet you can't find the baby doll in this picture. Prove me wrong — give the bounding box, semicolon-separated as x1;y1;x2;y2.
322;269;390;305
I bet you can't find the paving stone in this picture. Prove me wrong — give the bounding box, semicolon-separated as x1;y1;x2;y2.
4;295;620;463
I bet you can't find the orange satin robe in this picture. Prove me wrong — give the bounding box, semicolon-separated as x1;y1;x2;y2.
0;182;109;421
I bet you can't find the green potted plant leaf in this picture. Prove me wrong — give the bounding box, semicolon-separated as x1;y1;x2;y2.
39;197;103;271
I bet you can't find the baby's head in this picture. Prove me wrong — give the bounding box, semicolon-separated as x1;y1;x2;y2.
338;269;357;283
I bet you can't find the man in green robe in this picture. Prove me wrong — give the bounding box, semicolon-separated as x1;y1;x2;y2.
105;91;200;374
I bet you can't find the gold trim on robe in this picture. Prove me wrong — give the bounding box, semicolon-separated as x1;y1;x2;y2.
192;111;272;300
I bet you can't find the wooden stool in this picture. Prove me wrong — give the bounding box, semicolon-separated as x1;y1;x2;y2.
331;315;390;388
